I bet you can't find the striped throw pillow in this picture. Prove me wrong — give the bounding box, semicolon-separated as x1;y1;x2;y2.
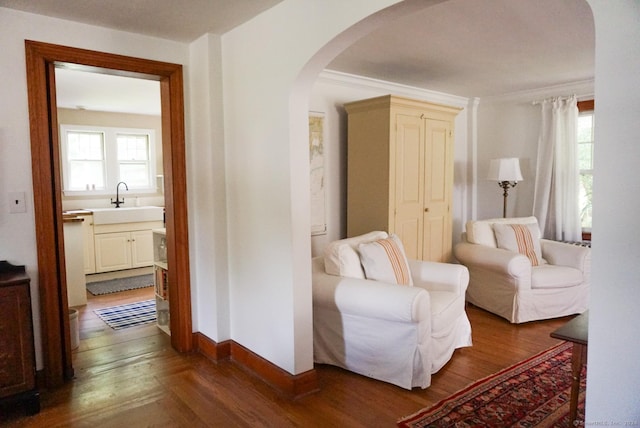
358;234;413;286
493;223;543;266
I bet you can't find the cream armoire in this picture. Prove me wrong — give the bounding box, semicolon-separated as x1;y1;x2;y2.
345;95;461;262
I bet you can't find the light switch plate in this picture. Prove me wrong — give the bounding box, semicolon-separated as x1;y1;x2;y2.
9;192;27;213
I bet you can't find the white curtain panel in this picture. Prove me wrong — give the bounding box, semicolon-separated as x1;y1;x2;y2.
533;95;582;241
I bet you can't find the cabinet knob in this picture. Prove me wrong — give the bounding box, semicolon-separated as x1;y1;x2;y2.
424;207;430;212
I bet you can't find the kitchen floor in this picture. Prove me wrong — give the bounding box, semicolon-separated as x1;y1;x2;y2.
75;284;158;360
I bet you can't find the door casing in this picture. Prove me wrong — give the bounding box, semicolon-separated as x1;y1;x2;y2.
25;40;193;387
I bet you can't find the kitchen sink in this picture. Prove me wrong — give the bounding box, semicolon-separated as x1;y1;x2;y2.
88;206;164;225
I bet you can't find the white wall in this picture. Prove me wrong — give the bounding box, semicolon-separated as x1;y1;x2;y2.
586;0;640;421
187;33;231;342
0;7;188;369
476;80;594;221
220;0;447;374
221;0;393;376
309;71;469;257
307;77;599;261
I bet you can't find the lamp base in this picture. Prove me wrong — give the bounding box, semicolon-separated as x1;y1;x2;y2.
498;181;518;218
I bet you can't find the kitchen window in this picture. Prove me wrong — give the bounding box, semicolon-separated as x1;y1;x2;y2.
60;124;156;195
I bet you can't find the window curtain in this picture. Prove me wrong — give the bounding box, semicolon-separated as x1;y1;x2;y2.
532;95;582;241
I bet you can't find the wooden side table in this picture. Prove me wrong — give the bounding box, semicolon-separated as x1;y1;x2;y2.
0;261;40;415
551;311;588;425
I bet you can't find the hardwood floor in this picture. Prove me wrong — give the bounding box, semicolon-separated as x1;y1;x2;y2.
2;289;572;427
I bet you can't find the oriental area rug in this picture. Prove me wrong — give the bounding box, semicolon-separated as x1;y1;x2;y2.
398;341;586;428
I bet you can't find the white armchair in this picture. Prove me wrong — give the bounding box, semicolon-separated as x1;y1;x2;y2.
453;217;590;324
312;232;472;390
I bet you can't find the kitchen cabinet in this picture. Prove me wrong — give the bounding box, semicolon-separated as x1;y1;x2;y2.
61;210;95;274
344;95;460;262
62;215;86;307
81;214;96;274
0;261;39;415
93;221;163;273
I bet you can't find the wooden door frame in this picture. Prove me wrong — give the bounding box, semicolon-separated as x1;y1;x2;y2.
25;40;192;388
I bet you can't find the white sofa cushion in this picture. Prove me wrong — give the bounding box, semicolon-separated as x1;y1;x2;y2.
323;231;388;278
358;234;413;286
466;216;539;248
493;222;543;266
532;265;583;289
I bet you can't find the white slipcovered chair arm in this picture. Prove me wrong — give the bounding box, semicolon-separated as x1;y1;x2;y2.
454;242;532;279
312;270;430;323
408;259;469;294
541;239;591;272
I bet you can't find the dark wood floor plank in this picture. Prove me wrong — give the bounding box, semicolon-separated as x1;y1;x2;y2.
1;287;572;427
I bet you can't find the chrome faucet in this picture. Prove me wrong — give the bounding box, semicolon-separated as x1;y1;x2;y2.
111;181;128;208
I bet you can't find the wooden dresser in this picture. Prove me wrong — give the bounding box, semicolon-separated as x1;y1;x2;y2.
0;261;40;415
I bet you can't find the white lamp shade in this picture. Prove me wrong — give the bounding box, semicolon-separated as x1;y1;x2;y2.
487;158;523;182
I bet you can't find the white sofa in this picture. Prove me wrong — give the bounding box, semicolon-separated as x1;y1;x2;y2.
453;217;590;324
312;231;472;390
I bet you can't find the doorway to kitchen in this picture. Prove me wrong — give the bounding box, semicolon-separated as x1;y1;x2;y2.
25;40;193;388
55;67;166;348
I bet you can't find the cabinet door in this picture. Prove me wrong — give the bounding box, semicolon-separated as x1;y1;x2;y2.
81;215;96;274
94;232;131;272
130;230;154;268
0;283;35;398
392;113;425;260
422;118;453;262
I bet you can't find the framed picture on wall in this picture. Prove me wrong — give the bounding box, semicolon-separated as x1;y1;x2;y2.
309;111;326;236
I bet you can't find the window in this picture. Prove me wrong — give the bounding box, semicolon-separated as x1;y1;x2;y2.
577;100;594;235
60;124;156;194
117;133;151;188
65;130;106;191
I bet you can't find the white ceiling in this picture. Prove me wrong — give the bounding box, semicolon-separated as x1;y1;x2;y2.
3;0;595;113
0;0;285;42
328;0;594;98
55;68;162;115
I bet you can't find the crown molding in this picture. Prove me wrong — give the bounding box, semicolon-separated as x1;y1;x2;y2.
318;70;594;107
481;79;595;104
318;69;469;108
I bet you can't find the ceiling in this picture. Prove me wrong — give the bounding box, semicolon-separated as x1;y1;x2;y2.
0;0;285;42
55;68;162;115
2;0;594;113
328;0;594;98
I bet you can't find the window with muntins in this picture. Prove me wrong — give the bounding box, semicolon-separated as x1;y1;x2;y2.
117;133;151;188
65;130;106;191
60;124;156;194
577;100;594;234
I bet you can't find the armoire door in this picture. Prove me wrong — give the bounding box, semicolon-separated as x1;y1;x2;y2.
392;113;425;260
422;118;453;262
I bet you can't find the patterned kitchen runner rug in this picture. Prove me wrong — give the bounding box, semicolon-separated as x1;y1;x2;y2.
398;341;585;427
94;299;156;330
86;274;154;295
